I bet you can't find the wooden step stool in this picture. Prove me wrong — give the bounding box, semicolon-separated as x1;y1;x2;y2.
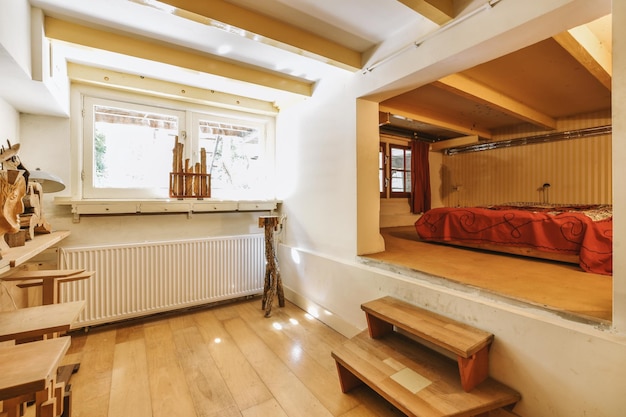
331;296;520;417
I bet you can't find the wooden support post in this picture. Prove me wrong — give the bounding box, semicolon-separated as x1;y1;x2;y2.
334;362;363;393
259;215;284;317
457;345;490;392
365;312;394;338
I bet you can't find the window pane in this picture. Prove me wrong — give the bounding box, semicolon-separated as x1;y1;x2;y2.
93;105;178;190
198;118;264;198
404;149;412;192
390;176;403;191
391;147;405;170
379;145;384;193
389;145;411;195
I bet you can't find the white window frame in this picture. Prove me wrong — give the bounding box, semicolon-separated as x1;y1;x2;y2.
73;85;276;202
82;95;186;199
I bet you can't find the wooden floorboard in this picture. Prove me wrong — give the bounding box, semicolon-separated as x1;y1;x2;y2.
23;298;407;417
363;226;612;323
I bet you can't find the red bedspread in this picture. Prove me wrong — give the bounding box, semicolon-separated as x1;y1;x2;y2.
414;205;612;275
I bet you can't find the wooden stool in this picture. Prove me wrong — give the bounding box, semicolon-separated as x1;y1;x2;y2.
1;269;92;305
0;337;71;417
0;301;85;343
0;302;85;417
259;216;284;317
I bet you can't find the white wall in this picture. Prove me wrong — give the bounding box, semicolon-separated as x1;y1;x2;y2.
0;99;19;144
276;1;625;416
0;0;31;77
276;72;360;259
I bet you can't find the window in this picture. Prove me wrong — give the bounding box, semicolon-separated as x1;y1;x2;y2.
379;143;387;197
379;141;411;198
194;113;271;200
390;144;411;197
81;90;275;200
84;97;184;199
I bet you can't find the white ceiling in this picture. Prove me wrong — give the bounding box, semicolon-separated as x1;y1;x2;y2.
30;0;433;82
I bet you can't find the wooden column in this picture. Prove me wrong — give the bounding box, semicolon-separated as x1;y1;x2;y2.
259;216;284;317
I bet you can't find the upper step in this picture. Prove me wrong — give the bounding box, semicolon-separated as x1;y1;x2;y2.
361;296;493;358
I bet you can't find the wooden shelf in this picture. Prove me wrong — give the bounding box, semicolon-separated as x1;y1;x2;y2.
53;198;280;222
0;230;70;275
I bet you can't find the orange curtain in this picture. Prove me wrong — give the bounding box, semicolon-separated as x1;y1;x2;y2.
410;140;431;213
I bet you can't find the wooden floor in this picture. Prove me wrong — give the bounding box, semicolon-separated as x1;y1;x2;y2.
31;298;408;417
363;227;612;323
13;228;610;416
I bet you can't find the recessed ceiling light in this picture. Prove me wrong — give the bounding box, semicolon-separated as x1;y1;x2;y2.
217;45;232;55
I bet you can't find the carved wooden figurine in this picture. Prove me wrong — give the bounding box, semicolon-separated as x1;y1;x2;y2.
0;169;27;254
20;181;52;240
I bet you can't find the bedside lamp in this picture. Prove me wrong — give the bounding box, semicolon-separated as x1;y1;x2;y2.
29;168;66;193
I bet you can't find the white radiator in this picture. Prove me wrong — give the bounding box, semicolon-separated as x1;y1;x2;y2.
57;234;265;327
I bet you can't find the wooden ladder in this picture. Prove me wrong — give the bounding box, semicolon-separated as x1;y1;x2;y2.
331;296;520;417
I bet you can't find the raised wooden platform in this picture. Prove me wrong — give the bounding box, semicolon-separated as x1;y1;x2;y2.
364;227;611;322
331;297;520;417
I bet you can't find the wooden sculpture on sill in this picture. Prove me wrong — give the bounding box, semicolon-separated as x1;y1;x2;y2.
170;135;211;199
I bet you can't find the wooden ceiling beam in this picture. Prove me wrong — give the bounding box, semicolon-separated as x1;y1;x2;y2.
45;17;313;97
396;0;454;25
433;73;557;130
430;135;479;152
379;105;493;139
157;0;362;71
67;63;279;114
553;27;611;91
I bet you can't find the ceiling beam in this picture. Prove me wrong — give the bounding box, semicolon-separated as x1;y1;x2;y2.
395;0;454;25
433;73;557;130
44;17;313;97
379;105;493;139
553;27;611;91
68;63;279;114
156;0;362;71
430;135;479;152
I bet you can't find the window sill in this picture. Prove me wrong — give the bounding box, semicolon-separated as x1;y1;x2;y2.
54;197;281;222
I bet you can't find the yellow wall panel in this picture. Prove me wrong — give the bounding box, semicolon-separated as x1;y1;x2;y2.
440;113;612;207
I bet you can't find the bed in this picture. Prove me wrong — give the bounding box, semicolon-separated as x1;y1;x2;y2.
414;203;612;275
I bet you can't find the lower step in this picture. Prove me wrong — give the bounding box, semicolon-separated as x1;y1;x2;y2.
331;331;520;417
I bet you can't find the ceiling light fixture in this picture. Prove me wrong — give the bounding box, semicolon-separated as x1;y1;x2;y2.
217;45;232;55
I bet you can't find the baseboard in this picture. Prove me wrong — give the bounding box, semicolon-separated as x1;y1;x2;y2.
283;286;363;338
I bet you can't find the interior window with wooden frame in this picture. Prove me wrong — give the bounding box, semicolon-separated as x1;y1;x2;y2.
379;136;412;199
